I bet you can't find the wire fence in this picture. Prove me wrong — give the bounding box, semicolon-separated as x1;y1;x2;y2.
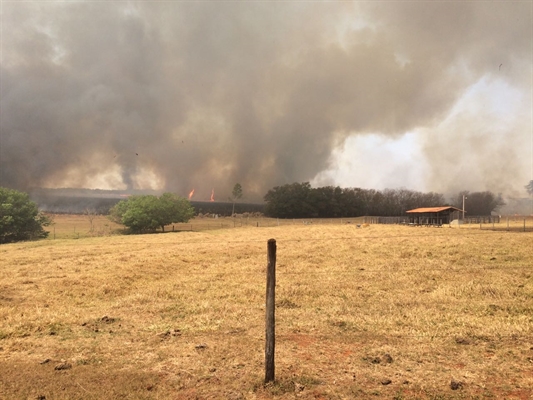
45;214;533;239
167;216;368;232
479;216;533;232
168;215;533;232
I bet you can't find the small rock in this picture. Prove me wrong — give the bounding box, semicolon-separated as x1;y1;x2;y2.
455;337;470;345
371;357;381;364
381;379;392;385
490;257;496;261
101;316;115;323
40;359;51;365
294;382;305;392
54;363;72;371
450;380;463;390
36;396;46;400
195;343;208;350
209;367;217;373
403;380;410;385
383;353;393;363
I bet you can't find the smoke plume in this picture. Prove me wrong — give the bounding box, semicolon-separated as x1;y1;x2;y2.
1;2;530;200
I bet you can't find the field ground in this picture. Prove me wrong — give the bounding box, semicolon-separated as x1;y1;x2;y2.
41;214;533;240
1;216;533;399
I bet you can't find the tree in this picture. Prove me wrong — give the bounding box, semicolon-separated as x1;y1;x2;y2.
526;180;533;196
231;183;243;215
262;182;451;218
158;193;195;228
84;208;97;233
0;187;51;244
109;193;194;233
264;182;316;218
452;191;505;216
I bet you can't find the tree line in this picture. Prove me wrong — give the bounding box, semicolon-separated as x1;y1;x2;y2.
264;182;505;219
0;183;509;244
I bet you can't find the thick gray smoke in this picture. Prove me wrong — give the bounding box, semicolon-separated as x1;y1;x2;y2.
1;2;530;200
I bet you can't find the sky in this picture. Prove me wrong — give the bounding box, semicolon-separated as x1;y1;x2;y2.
0;1;531;202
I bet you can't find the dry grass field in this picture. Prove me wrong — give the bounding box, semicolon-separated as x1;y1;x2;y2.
1;215;532;399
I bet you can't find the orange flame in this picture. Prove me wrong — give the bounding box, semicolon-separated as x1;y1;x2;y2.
188;189;195;200
210;188;215;202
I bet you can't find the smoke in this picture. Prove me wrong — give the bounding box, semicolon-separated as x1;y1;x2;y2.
1;2;530;200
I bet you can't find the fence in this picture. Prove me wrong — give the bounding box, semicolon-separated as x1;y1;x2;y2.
464;215;500;224
479;216;533;232
157;216;533;233
363;215;533;231
167;216;368;232
46;214;533;239
363;216;409;224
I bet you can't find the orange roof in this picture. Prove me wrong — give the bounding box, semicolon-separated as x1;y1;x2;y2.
406;206;463;213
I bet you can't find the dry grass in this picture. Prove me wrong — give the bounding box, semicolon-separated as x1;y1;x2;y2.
44;214;123;239
1;217;532;399
42;214;363;239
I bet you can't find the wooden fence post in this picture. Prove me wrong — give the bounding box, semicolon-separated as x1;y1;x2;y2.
265;239;276;384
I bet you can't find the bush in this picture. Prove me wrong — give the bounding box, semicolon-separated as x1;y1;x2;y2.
0;187;51;244
109;193;194;233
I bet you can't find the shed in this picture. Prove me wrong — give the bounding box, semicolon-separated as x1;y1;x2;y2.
406;206;464;226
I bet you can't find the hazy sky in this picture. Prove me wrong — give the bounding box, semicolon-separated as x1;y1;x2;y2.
1;1;531;201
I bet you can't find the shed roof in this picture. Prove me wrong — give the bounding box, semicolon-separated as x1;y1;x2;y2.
406;206;463;214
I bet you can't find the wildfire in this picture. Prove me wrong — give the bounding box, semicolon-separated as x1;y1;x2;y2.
210;188;215;202
188;189;195;200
